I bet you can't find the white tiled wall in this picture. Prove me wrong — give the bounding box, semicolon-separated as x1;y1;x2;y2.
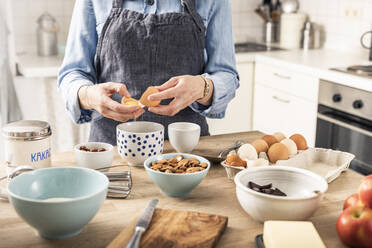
9;0;372;54
9;0;262;51
231;0;264;43
299;0;372;51
9;0;75;53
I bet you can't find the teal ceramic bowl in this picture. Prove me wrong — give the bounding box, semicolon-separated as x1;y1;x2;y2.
144;153;210;197
7;167;109;240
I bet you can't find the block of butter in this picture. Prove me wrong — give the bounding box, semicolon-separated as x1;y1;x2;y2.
263;221;326;248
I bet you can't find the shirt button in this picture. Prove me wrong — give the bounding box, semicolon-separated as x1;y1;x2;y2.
148;0;154;5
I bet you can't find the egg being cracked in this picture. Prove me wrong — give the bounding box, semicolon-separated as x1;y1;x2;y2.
238;144;258;160
121;97;141;106
140;86;161;107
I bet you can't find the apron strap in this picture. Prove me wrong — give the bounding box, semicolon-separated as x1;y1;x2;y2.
182;0;205;32
113;0;123;8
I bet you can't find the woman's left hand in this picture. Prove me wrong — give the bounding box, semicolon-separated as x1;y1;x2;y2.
147;75;211;116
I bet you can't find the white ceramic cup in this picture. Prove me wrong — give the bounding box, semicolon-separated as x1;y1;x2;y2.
117;121;164;166
168;122;201;153
74;142;114;170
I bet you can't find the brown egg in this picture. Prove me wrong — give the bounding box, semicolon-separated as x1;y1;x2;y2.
251;139;269;155
290;134;308;150
262;135;278;147
268;143;289;163
226;154;247;168
140;86;161;107
121;97;140;106
273;132;286;142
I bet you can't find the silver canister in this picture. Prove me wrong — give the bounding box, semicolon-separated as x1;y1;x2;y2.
264;22;279;44
2;120;52;169
36;12;58;56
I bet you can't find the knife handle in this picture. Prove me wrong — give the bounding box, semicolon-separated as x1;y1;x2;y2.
126;226;145;248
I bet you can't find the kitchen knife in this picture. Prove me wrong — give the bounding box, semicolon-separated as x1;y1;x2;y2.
126;199;159;248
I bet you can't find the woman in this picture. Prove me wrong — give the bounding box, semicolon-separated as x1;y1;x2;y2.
58;0;239;145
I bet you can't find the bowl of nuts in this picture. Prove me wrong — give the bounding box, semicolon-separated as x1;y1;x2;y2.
144;153;210;197
74;142;114;170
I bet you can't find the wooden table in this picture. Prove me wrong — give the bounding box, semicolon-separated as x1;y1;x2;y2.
0;131;363;248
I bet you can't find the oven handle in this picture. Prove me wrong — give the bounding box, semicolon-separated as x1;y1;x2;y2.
317;113;372;138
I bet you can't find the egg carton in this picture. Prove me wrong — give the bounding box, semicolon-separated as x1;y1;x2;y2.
221;148;355;183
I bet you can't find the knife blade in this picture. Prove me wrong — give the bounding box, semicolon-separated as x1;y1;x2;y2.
126;199;159;248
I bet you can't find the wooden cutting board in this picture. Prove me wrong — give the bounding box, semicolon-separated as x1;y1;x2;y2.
107;209;228;248
163;131;264;163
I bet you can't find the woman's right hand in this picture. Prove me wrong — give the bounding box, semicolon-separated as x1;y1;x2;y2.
78;82;145;122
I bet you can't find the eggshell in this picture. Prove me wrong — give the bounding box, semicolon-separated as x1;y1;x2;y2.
246;158;269;168
273;132;286;142
226;154;247;167
280;138;298;155
121;97;140;106
139;86;161;107
290;134;308;150
267;143;289;163
238;144;258;160
262;135;278;147
251;139;269;154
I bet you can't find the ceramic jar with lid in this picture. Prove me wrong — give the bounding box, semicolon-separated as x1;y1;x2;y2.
2;120;52;168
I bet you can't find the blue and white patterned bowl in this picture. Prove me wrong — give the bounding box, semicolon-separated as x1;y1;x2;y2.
117;121;164;166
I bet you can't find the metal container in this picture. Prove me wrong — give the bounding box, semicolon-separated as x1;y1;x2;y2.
36;12;58;57
302;22;322;50
281;0;299;13
2;120;52;168
264;22;279;43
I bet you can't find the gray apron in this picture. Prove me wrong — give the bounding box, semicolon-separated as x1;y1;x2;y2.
91;0;209;145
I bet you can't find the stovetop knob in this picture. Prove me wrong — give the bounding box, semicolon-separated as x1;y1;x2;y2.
353;100;364;109
332;94;342;103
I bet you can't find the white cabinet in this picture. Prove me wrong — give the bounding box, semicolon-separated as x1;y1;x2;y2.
207;63;254;135
253;62;319;146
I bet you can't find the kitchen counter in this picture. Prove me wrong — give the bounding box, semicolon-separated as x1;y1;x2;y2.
0;131;363;248
237;49;372;93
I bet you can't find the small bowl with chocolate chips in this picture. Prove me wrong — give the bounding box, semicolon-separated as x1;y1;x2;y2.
234;166;328;223
74;142;114;170
144;153;210;197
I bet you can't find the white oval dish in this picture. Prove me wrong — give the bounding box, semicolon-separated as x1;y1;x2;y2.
234;166;328;223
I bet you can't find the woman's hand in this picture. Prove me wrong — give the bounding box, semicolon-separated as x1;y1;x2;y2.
148;75;213;116
78;82;145;122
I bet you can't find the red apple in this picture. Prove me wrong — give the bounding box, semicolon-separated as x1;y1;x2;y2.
359;175;372;208
337;205;372;248
344;193;363;210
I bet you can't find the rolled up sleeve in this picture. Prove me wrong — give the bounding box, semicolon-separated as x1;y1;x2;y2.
58;0;98;124
190;0;239;119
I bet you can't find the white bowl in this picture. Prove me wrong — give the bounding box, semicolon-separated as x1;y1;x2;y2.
234;166;328;223
74;142;114;170
117;121;164;166
168;122;200;153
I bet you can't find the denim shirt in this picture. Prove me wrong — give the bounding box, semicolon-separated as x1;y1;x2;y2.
58;0;239;124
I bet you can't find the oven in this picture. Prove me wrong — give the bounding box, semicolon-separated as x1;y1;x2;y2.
316;80;372;175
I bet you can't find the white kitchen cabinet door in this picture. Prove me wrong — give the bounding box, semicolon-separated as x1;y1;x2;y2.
207;63;254;135
253;83;317;146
